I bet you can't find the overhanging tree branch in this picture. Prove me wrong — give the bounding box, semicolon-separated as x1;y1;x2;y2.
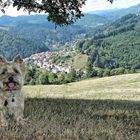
0;0;113;26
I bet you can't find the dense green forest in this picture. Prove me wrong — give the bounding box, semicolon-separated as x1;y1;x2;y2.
0;29;49;60
25;61;80;85
77;14;140;75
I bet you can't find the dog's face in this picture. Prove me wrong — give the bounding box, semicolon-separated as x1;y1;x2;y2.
0;55;25;91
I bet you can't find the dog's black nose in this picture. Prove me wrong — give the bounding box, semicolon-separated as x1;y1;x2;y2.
8;77;14;82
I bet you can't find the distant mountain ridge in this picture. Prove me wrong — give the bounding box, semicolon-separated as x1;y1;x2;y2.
90;3;140;20
0;14;109;60
0;14;109;28
0;15;55;28
75;14;109;27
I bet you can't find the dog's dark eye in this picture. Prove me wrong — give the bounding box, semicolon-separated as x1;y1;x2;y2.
14;68;19;74
1;71;5;75
1;69;7;75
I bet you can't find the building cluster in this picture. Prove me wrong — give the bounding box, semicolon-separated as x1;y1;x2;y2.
25;51;72;74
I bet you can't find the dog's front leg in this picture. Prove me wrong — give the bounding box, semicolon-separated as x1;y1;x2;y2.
14;108;28;126
0;99;8;127
0;109;8;127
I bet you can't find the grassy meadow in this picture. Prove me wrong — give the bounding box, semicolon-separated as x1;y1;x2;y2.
23;73;140;100
0;74;140;139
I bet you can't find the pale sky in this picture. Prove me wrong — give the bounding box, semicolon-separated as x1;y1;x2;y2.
0;0;140;16
82;0;140;12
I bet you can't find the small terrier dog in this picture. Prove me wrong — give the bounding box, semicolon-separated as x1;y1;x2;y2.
0;55;25;126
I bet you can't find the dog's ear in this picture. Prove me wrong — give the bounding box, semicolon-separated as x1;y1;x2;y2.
13;54;23;63
0;55;6;64
13;54;25;73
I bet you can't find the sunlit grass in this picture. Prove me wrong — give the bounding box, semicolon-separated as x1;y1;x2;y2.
23;73;140;100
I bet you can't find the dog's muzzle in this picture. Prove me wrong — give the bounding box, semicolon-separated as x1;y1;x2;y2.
3;76;18;90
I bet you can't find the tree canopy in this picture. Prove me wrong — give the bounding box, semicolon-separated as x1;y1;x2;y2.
0;0;113;26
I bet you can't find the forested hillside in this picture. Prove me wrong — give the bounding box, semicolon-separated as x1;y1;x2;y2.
1;14;103;60
77;14;140;73
0;29;49;60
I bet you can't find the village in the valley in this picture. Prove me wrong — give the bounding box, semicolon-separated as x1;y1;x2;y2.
25;50;72;74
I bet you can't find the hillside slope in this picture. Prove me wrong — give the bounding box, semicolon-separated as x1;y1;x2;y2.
77;14;140;71
23;73;140;101
75;14;109;27
0;15;92;60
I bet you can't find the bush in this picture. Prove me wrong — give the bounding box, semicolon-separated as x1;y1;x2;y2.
38;71;49;85
103;69;110;77
110;67;125;76
97;69;104;77
66;69;77;83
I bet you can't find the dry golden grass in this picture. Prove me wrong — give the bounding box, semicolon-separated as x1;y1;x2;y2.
1;98;140;139
23;73;140;101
